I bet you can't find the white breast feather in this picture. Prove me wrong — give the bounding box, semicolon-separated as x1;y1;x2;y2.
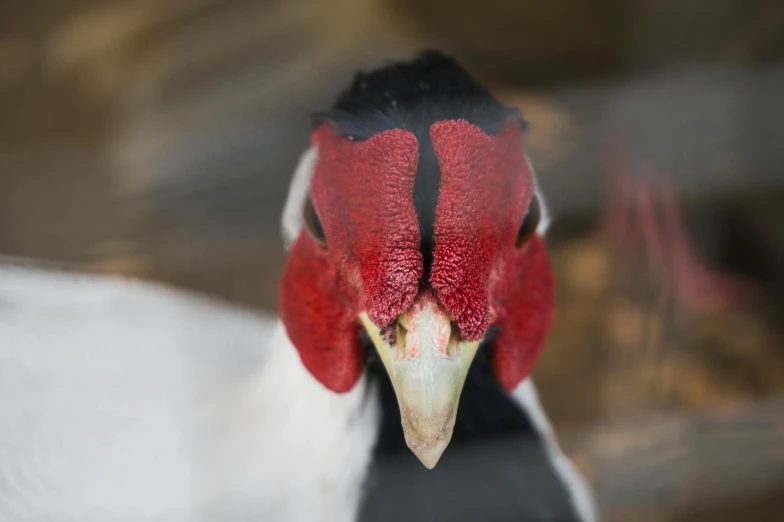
0;143;590;522
0;266;377;522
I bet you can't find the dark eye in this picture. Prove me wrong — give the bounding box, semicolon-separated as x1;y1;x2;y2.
515;196;540;248
304;196;327;248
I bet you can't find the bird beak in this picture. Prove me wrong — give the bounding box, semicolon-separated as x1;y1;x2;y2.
359;297;480;469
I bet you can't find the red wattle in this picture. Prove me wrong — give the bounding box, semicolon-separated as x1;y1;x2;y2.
279;231;363;392
281;119;555;394
490;235;556;391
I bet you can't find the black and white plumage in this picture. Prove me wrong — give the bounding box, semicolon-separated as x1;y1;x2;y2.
0;265;594;521
0;52;597;522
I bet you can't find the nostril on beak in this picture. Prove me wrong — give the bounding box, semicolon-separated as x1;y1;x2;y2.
394;316;410;357
398;314;411;331
446;325;460;357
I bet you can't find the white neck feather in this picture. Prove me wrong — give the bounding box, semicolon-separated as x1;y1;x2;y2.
282;145;318;247
0;266;378;522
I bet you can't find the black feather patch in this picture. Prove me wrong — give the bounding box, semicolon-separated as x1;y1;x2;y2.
340;52;580;521
313;50;523;141
314;51;525;274
358;333;584;522
414;129;439;278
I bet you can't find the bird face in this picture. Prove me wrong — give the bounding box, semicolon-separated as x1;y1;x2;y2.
279;53;555;468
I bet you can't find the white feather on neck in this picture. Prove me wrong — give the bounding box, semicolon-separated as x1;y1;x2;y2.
0;135;585;522
282;145;318;248
0;266;378;522
277;143;592;521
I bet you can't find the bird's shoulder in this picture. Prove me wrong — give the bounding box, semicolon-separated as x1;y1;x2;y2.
0;265;376;521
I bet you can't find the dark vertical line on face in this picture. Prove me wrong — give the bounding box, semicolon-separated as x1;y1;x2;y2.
413;128;441;281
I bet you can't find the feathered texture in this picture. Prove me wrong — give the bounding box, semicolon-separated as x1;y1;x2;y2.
283;52;551;392
0;266;378;522
361;344;590;522
0;264;589;522
281;146;318;247
313;50;523;142
313;50;524;282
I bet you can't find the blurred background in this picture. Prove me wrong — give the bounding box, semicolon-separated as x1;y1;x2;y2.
1;1;783;520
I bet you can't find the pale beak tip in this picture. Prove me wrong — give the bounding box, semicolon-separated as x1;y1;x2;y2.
358;309;479;470
408;438;450;469
401;413;454;469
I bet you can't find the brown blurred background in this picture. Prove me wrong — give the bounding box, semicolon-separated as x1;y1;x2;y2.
1;1;783;520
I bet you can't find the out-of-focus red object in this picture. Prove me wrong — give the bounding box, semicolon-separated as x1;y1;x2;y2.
603;136;760;314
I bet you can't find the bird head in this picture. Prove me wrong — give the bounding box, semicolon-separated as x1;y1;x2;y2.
279;51;555;468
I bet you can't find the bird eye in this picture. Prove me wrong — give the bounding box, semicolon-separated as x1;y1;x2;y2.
515;196;540;248
304;196;327;248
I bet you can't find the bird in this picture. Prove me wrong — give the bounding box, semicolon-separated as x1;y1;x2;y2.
0;51;597;522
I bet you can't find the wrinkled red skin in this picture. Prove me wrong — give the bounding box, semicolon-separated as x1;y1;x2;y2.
280;127;422;392
279;120;555;393
489;235;555;391
279;233;364;393
430;121;532;341
430;121;555;391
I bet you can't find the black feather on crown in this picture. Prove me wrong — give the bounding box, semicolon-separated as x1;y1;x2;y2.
313;50;524;141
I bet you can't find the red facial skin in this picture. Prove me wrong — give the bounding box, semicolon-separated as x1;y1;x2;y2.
280;126;422;392
279;120;555;393
488;235;555;391
430;120;555;391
